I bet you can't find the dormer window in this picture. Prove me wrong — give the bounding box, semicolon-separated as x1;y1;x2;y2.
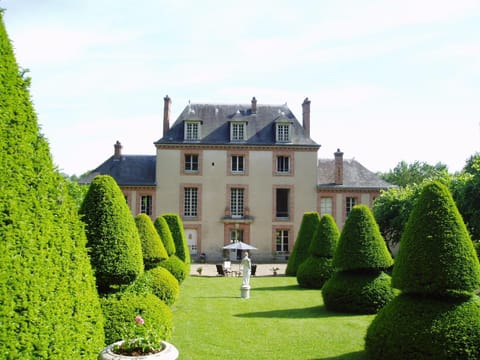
231;122;247;142
276;123;291;143
185;121;201;141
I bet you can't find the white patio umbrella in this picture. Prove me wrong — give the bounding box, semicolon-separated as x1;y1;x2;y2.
222;241;257;250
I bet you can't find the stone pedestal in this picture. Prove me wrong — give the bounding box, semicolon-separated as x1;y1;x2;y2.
240;284;250;299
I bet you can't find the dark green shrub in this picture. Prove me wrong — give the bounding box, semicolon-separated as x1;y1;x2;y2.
296;214;339;288
80;175;144;293
135;214;168;270
365;294;480;360
126;267;179;306
365;182;480;359
322;205;394;314
159;255;188;284
154;216;176;256
322;272;396;314
101;293;173;345
162;213;190;270
286;212;321;276
0;11;104;358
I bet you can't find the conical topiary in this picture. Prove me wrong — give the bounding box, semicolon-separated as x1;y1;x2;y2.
0;10;104;358
162;213;190;271
296;214;340;288
322;205;395;314
365;181;480;359
80;175;144;293
154;216;176;256
135;213;168;270
286;212;321;276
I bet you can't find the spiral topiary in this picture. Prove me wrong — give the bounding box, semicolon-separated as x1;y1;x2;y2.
365;181;480;359
322;205;394;314
126;267;179;306
297;214;339;289
135;214;168;270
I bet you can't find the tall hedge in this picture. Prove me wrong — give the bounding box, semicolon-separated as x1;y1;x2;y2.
286;212;321;276
162;213;190;267
322;205;395;314
365;182;480;359
154;216;176;256
0;10;104;358
135;214;168;270
296;214;339;288
80;175;143;293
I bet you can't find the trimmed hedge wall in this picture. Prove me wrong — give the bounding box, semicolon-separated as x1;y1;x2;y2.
80;175;144;293
135;214;168;270
286;212;321;276
126;267;180;306
159;255;188;284
0;11;104;359
154;216;176;256
101;293;173;345
162;213;190;270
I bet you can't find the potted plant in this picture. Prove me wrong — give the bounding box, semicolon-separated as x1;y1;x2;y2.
98;316;178;359
196;267;203;276
271;267;280;276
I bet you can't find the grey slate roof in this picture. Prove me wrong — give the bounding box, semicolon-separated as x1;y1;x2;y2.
155;103;319;147
79;155;156;186
317;158;394;190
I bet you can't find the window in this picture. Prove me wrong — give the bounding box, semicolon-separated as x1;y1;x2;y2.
276;188;289;218
231;155;244;173
276;156;290;173
184;187;198;217
185;121;200;141
276;124;291;142
140;195;152;216
185;154;198;172
320;197;333;216
230;188;244;217
276;229;289;252
346;197;357;217
231;122;246;141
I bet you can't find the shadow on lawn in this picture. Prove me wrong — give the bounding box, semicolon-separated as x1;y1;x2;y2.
311;350;366;360
234;305;354;319
252;284;301;291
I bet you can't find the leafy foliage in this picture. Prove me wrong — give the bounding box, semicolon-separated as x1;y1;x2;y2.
135;214;168;270
154;216;176;256
286;212;321;276
379;160;449;187
80;175;144;293
126;267;180;306
0;11;104;358
159;255;188;284
162;214;190;269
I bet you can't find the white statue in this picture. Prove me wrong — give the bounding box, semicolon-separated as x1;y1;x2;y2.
241;252;252;286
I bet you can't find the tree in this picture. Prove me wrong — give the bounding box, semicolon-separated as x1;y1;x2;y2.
80;175;144;293
296;214;340;289
0;10;104;358
286;212;321;276
365;182;480;359
379;160;449;187
135;213;168;270
322;205;395;314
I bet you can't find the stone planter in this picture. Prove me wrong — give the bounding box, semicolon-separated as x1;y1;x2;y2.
98;340;179;360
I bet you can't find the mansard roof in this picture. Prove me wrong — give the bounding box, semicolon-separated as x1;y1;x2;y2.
155;103;319;147
317;158;394;190
79;155;156;186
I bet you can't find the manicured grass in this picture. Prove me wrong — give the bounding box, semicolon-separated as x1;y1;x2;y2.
171;276;373;359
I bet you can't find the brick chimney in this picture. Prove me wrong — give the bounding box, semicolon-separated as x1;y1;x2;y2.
302;97;311;137
334;148;344;185
163;95;171;137
114;140;122;160
251;96;257;113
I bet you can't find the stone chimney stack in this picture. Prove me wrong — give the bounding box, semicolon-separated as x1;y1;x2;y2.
302;97;311;137
114;140;122;160
163;95;171;137
251;96;257;113
334;148;344;185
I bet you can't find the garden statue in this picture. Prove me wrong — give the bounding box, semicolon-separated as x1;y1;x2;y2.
241;252;251;286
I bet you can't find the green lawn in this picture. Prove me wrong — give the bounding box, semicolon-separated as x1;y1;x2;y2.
171;276;373;360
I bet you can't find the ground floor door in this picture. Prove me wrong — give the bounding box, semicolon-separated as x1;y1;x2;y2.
185;229;198;256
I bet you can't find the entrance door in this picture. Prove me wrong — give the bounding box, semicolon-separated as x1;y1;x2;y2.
185;229;198;256
229;229;244;261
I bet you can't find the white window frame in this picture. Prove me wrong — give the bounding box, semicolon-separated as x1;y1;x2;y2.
276;156;290;173
230;188;244;218
231;122;246;142
185;154;199;172
276;229;289;252
140;195;152;216
231;155;244;173
185;121;201;141
276;124;291;142
184;187;198;217
320;197;333;216
346;197;357;218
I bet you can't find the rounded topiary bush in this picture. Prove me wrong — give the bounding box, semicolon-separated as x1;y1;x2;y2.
365;294;480;360
296;214;339;288
286;212;321;276
322;271;395;314
154;216;176;256
101;293;173;345
322;205;394;314
126;267;179;306
162;214;190;272
135;214;168;270
159;255;188;283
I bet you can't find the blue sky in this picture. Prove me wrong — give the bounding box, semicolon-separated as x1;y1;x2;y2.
2;0;480;176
